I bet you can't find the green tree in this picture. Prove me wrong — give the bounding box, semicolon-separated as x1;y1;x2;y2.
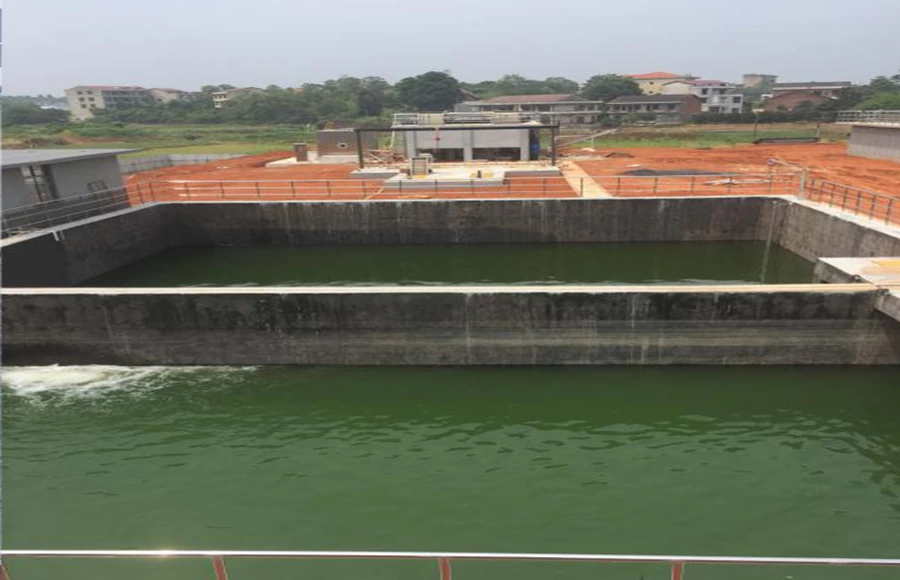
543;77;579;94
854;92;900;110
395;71;460;111
2;103;69;126
580;74;642;101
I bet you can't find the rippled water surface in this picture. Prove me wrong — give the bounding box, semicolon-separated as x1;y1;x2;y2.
79;242;813;286
4;366;900;580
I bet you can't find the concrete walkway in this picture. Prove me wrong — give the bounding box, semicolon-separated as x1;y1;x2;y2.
560;162;610;198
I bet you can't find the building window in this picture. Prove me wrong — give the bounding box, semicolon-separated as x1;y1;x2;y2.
733;96;741;103
79;97;85;102
81;104;87;109
89;97;95;102
22;165;59;203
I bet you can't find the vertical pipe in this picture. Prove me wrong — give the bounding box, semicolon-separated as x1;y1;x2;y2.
356;130;365;169
670;561;684;580
550;125;558;166
212;556;230;580
760;200;779;283
438;558;453;580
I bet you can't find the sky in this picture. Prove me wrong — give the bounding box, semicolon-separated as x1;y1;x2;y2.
4;0;900;95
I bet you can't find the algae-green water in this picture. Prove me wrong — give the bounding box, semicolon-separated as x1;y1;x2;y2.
4;366;900;580
81;242;812;286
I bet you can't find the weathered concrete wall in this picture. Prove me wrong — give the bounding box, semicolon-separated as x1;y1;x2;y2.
775;200;900;261
171;197;772;246
3;205;177;287
848;125;900;162
4;286;898;365
119;153;246;174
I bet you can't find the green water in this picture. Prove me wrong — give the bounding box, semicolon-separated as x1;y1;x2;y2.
4;366;900;580
81;242;813;286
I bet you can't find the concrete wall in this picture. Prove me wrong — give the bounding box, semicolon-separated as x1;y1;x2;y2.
2;168;33;209
47;156;126;197
5;286;898;365
848;125;900;162
3;205;177;287
404;128;530;161
775;200;900;261
119;153;246;174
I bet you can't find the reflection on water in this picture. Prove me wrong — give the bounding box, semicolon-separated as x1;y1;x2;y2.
4;366;900;580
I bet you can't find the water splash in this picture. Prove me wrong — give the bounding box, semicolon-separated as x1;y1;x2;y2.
2;365;256;400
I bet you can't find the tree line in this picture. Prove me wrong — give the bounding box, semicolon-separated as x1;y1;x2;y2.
5;70;900;128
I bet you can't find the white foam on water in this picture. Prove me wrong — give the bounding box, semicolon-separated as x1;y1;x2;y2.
2;365;256;400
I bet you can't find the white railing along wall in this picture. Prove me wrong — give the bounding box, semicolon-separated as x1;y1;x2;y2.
2;549;900;580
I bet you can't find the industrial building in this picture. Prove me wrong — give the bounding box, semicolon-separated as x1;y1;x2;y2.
1;148;135;209
390;112;550;162
455;94;604;126
838;110;900;162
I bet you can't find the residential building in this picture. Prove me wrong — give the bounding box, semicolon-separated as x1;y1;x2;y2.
211;87;264;108
771;81;852;99
607;95;703;123
661;80;744;114
149;88;192;103
64;86;154;120
742;74;778;88
764;90;830;112
1;149;136;209
455;94;604;125
625;72;697;95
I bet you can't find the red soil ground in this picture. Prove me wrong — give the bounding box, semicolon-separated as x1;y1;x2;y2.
571;142;900;194
127;152;576;202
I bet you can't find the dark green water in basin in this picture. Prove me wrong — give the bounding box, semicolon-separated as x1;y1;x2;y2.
80;242;813;286
4;366;899;580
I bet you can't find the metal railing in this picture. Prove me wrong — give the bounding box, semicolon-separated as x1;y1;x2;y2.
2;549;899;580
133;172;801;202
806;177;900;226
1;186;133;238
836;110;900;125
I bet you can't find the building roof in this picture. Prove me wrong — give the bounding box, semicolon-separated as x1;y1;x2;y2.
479;93;584;104
773;81;852;90
692;79;732;86
767;90;831;100
213;87;263;95
70;85;147;91
626;72;686;80
1;148;140;170
151;87;187;93
610;94;700;104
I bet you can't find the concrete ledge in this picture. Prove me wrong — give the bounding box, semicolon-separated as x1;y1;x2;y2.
4;286;897;366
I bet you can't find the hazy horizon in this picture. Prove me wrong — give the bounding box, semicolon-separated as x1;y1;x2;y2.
4;0;899;95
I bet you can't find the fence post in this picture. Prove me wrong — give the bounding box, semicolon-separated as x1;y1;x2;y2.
690;176;696;194
185;182;191;199
616;177;622;196
798;170;808;199
291;181;297;199
887;198;894;225
212;556;229;580
327;180;333;199
580;177;584;196
438;558;453;580
653;177;659;195
670;561;684;580
136;183;145;204
543;178;547;195
256;182;261;199
148;181;157;201
220;182;226;199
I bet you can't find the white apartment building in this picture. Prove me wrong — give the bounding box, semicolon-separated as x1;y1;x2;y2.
660;80;744;114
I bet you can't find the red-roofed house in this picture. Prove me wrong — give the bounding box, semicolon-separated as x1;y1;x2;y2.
625;72;696;95
456;93;605;125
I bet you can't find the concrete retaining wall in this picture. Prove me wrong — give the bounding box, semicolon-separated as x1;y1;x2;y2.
4;286;898;365
776;200;900;261
119;153;246;174
848;125;900;162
